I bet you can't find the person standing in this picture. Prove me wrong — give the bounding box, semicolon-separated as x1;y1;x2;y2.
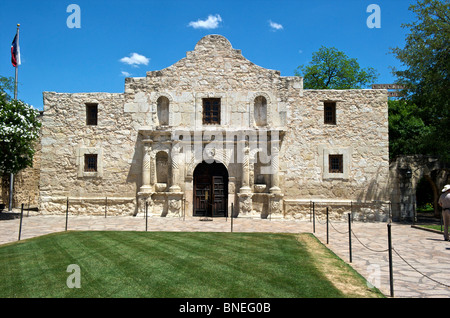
438;184;450;241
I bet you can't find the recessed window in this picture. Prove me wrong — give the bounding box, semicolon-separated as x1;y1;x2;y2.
203;98;220;125
156;151;169;184
329;154;343;173
254;96;267;127
157;96;169;126
86;103;98;126
84;154;98;172
324;102;336;125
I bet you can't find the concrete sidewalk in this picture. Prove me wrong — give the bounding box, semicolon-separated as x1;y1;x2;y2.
0;212;449;298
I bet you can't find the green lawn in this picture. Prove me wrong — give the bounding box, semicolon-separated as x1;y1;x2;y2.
417;224;444;232
0;231;383;298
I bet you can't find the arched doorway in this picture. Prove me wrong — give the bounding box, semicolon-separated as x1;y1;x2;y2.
193;161;228;217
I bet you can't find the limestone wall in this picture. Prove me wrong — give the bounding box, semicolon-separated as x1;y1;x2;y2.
122;34;298;131
279;89;390;221
38;35;390;219
281;89;389;199
39;92;139;215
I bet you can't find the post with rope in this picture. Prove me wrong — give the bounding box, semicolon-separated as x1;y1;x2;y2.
18;203;24;241
326;207;329;244
387;223;394;297
348;213;352;263
231;203;234;233
65;197;69;231
145;200;148;232
312;202;315;233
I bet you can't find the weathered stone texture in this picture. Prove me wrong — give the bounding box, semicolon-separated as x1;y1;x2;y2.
39;92;139;214
38;35;390;219
282;89;389;199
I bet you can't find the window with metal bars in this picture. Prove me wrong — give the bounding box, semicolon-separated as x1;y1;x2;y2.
202;98;220;125
324;101;336;125
84;154;98;172
329;154;343;173
86;103;98;126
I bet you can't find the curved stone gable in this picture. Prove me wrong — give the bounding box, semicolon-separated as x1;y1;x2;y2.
194;34;233;52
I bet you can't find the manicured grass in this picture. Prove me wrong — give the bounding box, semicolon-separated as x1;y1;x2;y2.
417;224;444;232
0;231;383;298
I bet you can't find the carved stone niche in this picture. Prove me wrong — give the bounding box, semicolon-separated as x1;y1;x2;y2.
269;193;284;216
167;192;184;217
238;193;253;216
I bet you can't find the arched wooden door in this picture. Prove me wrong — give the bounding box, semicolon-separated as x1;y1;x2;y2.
193;161;228;217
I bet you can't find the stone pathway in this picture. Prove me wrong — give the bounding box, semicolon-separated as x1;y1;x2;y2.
0;211;449;298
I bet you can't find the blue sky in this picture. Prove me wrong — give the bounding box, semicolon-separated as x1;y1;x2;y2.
0;0;416;110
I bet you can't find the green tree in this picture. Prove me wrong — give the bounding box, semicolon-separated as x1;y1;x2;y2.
0;76;15;101
391;0;450;161
0;93;41;175
388;99;430;160
295;46;378;89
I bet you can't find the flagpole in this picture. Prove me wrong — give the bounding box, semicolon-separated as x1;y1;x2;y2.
14;24;19;100
9;23;19;212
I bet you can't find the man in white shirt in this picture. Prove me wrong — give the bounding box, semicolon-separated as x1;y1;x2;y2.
438;184;450;241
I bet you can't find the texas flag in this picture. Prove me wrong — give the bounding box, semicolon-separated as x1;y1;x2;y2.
11;32;21;67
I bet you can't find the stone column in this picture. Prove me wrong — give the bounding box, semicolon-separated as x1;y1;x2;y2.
269;134;283;216
240;144;251;194
238;137;253;216
269;140;281;194
169;141;181;192
140;140;152;193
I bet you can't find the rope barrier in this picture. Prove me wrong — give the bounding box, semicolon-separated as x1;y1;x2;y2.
350;229;389;253
393;247;450;289
314;209;450;291
328;219;349;234
315;213;327;225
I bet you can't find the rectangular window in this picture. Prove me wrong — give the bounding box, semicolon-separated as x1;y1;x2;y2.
86;103;98;126
203;98;221;125
329;154;343;173
84;154;98;172
324;102;336;125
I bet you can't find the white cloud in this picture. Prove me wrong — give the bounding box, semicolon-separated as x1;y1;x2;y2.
269;20;283;31
121;71;131;77
120;53;150;66
188;14;222;29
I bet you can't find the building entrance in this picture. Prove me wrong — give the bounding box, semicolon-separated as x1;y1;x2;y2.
193;161;228;217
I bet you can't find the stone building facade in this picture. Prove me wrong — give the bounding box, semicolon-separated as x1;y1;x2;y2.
39;35;390;220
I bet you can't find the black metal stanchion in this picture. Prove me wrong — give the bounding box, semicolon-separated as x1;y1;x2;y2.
312;202;315;233
231;203;234;233
65;197;69;231
326;207;329;244
387;223;394;297
145;201;148;232
18;203;24;241
105;197;107;218
348;213;352;263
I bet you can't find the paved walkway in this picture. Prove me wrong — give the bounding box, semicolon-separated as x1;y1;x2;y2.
1;211;449;298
